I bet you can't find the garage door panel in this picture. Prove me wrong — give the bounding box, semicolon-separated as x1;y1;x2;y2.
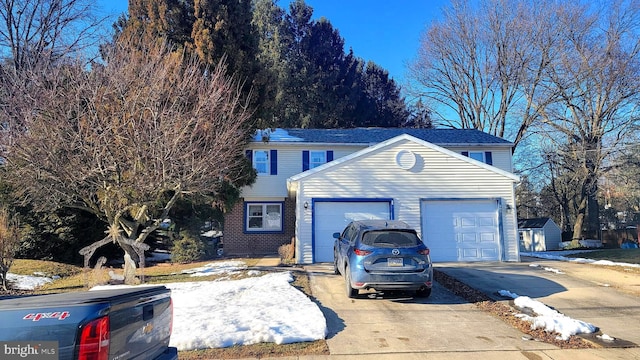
422;200;500;262
480;233;496;242
314;201;391;263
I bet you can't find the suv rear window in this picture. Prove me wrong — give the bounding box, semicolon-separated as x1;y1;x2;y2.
361;231;420;247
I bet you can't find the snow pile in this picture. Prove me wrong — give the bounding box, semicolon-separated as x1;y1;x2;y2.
498;290;597;340
91;261;327;351
529;263;564;274
167;271;327;350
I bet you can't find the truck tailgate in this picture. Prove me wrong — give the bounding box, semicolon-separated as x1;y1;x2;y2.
0;286;174;360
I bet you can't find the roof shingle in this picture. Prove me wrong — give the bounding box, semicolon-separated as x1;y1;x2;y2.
253;128;513;146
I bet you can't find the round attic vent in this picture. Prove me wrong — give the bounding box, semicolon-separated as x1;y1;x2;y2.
395;150;417;170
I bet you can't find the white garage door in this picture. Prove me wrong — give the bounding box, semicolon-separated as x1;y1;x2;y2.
313;201;391;262
421;199;500;262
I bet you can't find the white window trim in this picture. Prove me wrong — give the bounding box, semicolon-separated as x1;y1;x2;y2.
246;202;283;232
309;150;326;169
253;150;270;175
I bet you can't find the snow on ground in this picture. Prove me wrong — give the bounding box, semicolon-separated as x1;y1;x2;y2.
498;290;597;340
4;273;54;290
8;250;638;347
89;261;327;351
522;251;640;269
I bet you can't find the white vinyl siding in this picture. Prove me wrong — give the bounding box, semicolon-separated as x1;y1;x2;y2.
292;138;519;264
448;146;512;173
241;145;362;198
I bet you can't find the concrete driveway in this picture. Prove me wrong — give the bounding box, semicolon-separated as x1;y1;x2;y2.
305;260;640;359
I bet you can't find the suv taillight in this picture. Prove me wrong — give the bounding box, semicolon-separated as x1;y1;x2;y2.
354;248;372;256
418;249;430;256
78;316;110;360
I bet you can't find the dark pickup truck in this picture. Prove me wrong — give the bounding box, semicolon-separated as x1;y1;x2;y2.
0;285;178;360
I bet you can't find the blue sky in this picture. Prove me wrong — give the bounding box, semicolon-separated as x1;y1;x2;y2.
96;1;447;85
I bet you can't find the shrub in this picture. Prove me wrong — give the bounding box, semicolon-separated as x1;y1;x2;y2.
278;239;295;265
171;232;206;264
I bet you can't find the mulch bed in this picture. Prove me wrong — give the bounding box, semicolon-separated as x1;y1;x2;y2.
433;269;596;349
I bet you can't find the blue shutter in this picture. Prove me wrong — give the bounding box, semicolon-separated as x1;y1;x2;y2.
462;151;469;157
485;151;493;165
270;150;277;175
302;151;310;171
246;150;252;162
327;150;334;162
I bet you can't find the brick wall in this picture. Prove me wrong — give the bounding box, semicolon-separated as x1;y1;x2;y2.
223;198;296;255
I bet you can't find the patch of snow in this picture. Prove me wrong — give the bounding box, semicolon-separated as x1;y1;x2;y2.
91;261;327;351
181;261;247;277
500;289;597;340
5;273;52;290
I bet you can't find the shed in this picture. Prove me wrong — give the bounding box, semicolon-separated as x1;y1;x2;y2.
518;218;562;252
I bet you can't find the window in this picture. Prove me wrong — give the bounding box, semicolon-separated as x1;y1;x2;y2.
246;202;283;232
253;150;269;174
461;151;493;165
302;150;334;171
309;151;326;169
247;150;277;175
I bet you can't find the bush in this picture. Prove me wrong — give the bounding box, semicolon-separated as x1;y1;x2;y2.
278;240;295;265
171;233;206;264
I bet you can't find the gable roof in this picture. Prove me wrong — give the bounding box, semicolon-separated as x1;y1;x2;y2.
288;134;519;189
518;218;556;229
253;128;513;147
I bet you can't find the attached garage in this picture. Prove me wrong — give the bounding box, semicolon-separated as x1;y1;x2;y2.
287;134;520;264
421;199;501;262
312;199;392;262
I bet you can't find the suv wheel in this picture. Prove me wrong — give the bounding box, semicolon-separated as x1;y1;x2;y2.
333;253;340;275
345;266;358;298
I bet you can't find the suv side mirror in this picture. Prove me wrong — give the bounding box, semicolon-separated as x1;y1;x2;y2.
333;232;341;239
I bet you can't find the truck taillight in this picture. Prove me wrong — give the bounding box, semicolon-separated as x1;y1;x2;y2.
78;316;110;360
418;249;430;255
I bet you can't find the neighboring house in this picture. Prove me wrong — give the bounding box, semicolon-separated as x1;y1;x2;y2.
518;218;562;252
224;128;520;263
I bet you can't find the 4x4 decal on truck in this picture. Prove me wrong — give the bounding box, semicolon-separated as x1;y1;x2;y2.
23;312;70;321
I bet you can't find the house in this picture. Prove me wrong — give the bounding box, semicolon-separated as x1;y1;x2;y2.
518;217;562;252
224;128;520;263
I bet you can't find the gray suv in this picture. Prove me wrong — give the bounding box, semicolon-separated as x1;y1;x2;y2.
333;220;433;298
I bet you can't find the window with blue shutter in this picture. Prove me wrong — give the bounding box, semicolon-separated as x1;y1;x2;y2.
249;150;277;175
303;150;333;170
462;151;493;165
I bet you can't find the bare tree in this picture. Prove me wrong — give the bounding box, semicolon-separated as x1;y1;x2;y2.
0;0;108;71
408;0;561;148
0;207;20;291
1;33;255;283
535;0;640;241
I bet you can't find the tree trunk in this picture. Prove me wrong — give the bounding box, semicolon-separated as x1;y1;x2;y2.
118;240;142;285
1;269;8;291
572;193;588;244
